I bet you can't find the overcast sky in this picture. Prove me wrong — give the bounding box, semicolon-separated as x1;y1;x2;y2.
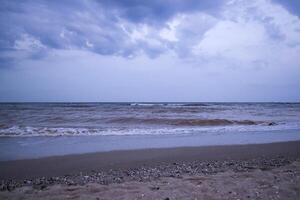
0;0;300;102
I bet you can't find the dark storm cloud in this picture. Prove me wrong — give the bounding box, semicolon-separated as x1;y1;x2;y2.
97;0;223;25
272;0;300;17
0;0;224;66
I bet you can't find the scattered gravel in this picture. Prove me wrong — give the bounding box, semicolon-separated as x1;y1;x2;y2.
0;155;296;191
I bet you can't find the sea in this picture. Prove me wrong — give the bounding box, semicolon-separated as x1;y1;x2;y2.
1;102;300;160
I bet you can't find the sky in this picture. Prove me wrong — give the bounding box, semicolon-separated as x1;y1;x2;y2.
0;0;300;102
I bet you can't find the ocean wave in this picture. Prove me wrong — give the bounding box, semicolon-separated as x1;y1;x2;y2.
0;126;106;137
109;117;266;126
0;124;298;137
129;103;208;107
130;103;167;106
182;103;208;106
0;126;195;137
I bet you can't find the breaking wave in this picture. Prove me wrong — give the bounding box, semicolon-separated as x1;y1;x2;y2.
109;117;266;126
1;102;300;137
129;103;208;107
0;123;291;137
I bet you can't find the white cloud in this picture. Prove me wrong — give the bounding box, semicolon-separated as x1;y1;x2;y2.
188;0;300;69
192;20;266;62
85;40;94;48
14;34;46;51
159;15;183;42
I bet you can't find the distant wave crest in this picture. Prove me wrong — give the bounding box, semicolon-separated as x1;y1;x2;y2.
109;117;264;126
129;103;208;107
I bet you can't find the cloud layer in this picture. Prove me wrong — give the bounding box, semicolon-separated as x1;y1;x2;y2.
0;0;300;101
1;0;299;63
0;0;223;62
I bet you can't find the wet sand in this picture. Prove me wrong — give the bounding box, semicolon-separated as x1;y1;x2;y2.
1;141;300;180
1;141;300;199
2;129;300;161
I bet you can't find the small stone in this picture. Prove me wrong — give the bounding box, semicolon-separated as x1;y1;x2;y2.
33;184;47;190
150;186;160;191
40;184;47;190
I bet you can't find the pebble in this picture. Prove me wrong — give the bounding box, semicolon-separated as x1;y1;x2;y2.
150;186;160;191
0;156;296;191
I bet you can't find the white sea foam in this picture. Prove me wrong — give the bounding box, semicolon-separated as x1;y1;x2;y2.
1;123;300;137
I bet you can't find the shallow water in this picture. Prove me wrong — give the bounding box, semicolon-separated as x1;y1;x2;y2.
1;129;300;161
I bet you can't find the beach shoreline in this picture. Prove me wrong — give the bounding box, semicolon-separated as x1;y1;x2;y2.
1;141;300;199
1;141;299;180
2;128;300;161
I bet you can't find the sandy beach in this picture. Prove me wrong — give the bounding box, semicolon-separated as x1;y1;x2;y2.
1;141;300;199
2;0;300;198
2;161;299;200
